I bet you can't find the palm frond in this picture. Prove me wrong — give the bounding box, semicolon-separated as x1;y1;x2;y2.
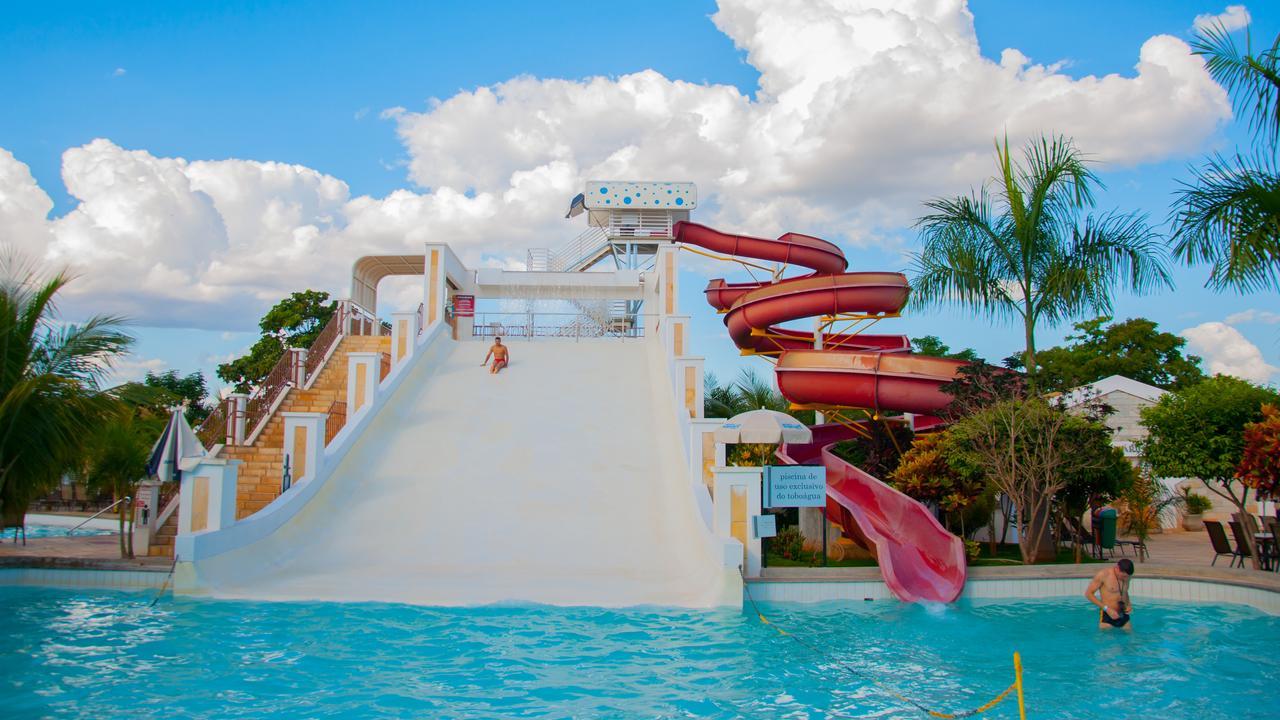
1193;21;1280;148
911;190;1022;320
1170;151;1280;292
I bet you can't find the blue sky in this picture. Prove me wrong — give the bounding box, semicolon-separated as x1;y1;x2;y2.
1;1;1278;393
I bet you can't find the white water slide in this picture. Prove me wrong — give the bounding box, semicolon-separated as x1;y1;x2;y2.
182;334;734;608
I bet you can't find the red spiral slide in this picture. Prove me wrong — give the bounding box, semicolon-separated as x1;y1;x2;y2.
676;221;968;603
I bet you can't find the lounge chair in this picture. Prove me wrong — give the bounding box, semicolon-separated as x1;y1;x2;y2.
1064;516;1096;558
1206;520;1241;567
1229;520;1256;568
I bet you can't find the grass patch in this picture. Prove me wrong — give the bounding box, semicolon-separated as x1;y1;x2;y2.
765;543;1106;569
764;551;878;568
969;543;1105;566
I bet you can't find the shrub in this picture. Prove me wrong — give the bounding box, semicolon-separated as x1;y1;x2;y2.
1182;490;1213;515
773;525;806;561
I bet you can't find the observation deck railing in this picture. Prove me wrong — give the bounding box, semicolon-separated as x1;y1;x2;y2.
472;311;648;340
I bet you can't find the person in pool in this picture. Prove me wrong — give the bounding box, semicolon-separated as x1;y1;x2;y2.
483;337;509;374
1086;558;1134;630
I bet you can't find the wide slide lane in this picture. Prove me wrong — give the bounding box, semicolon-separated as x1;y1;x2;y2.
675;220;968;603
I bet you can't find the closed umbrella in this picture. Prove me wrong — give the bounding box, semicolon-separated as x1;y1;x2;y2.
715;409;812;445
145;405;207;483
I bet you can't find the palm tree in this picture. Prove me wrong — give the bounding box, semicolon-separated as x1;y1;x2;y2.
910;134;1172;385
83;411;153;558
1170;22;1280;292
0;255;133;530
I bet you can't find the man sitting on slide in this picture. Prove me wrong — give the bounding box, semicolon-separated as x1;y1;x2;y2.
483;337;509;374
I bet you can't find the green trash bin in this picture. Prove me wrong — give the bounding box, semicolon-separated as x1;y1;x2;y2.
1096;508;1118;558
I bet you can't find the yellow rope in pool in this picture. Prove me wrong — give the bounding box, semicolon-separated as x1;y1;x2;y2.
742;576;1026;718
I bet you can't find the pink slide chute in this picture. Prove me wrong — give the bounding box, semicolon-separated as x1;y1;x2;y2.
675;221;968;603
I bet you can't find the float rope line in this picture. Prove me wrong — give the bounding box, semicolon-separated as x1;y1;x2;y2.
741;575;1025;719
148;558;178;608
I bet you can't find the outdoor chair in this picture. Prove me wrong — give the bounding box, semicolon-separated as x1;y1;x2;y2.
1262;517;1280;572
1064;516;1097;558
1205;520;1239;566
1117;536;1149;560
1229;520;1256;568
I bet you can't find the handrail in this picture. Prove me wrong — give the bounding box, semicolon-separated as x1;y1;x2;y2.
472;311;651;339
67;496;130;535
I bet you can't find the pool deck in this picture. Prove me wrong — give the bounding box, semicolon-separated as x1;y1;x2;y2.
0;534;171;572
3;525;1279;594
754;529;1280;593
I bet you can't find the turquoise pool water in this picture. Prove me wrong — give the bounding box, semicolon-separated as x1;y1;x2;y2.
2;586;1276;719
15;524;116;539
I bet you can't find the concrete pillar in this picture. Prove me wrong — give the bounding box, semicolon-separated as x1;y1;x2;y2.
176;457;241;540
675;357;705;419
228;393;249;445
289;348;308;387
131;480;162;555
281;412;327;487
664;313;691;358
713;466;763;576
656;244;679;319
390;310;420;367
346;352;381;418
799;507;844;554
688;420;726;494
422;244;449;328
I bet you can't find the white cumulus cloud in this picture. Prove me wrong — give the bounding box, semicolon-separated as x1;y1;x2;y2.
1226;308;1280;325
1182;321;1278;382
0;1;1234;330
1194;5;1251;32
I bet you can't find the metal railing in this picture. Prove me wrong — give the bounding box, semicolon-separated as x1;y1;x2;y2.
243;349;295;442
325;400;347;446
67;496;129;535
528;227;611;272
195;399;232;448
472;311;648;339
608;209;673;239
199;299;385;450
305;306;346;385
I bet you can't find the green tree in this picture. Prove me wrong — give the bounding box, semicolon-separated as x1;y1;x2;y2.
910;134;1172;388
143;370;211;423
909;335;981;361
1018;317;1205;392
82;410;153;558
0;257;133;528
1141;375;1280;568
1237;404;1280;500
1055;412;1136;560
1171;22;1280;292
889;430;983;534
217;290;337;393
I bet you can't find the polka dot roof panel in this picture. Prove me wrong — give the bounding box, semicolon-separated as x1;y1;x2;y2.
584;181;697;210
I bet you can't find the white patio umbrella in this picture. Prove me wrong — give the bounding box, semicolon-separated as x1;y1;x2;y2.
145;405;207;483
715;409;813;445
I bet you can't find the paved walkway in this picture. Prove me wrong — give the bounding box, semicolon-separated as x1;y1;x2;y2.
0;533;170;571
757;527;1280;591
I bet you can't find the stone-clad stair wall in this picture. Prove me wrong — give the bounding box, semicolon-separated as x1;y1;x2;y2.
223;335;391;519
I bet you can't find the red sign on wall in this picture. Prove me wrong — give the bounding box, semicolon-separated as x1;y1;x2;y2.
453;295;475;317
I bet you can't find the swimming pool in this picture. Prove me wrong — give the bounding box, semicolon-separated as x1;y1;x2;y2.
9;524;116;539
1;586;1276;719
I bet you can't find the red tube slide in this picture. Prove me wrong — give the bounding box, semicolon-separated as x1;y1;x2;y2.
675;221;967;603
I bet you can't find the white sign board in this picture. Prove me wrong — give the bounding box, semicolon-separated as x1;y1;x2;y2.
753;514;777;539
765;465;827;508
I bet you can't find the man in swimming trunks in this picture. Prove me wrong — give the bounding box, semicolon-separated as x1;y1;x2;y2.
483;337;509;374
1085;558;1134;630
